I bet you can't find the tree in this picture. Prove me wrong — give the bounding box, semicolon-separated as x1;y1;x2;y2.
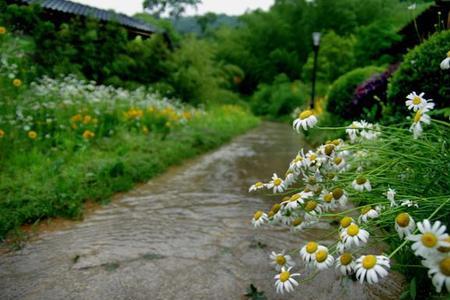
142;0;201;18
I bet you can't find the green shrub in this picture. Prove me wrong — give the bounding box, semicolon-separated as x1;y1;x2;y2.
388;30;450;113
302;31;356;83
251;74;308;118
327;66;384;120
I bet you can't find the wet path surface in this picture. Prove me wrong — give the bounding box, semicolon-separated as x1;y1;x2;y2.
0;122;403;299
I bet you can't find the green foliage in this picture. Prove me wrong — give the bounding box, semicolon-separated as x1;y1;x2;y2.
302;31;356;83
388;30;450;113
142;0;200;18
354;21;401;65
251;74;308;118
327;66;385;120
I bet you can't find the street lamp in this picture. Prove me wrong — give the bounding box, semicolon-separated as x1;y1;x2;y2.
310;32;321;109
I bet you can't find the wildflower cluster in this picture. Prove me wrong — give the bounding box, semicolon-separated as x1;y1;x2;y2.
249;93;449;295
0;75;201;153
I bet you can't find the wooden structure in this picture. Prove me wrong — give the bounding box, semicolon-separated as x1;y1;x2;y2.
8;0;163;39
385;0;450;56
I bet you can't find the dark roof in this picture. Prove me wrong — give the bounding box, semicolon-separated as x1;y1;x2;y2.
18;0;161;34
383;1;450;57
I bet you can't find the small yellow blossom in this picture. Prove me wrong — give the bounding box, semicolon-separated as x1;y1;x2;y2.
82;130;95;140
71;114;82;123
83;115;92;124
28;131;37;140
13;79;22;87
0;26;6;35
0;129;4;138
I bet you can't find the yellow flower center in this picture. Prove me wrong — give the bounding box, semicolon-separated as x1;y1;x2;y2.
334;157;343;165
276;255;286;265
306;241;318;254
438;237;450;253
439;257;450;276
447;50;450;58
421;232;438;248
356;177;367;185
304;200;317;212
255;182;264;187
268;211;274;218
340;252;353;265
309;153;317;161
332;139;341;146
290;194;301;202
315;250;328;263
254;211;264;220
332;188;343;199
362;255;377;269
412;96;422;105
292;217;303;226
323;193;333;203
395;213;410;227
324;144;335;156
274;178;282;186
308;176;316;184
28;131;37;139
0;129;4;138
299;110;313;120
271;203;281;214
361;206;371;215
414;110;422;123
279;271;290;282
347;223;360;236
340;216;352;228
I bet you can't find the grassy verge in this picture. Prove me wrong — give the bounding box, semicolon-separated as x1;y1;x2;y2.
0;105;259;239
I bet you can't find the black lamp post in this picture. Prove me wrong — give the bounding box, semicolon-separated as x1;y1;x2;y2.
310;32;321;109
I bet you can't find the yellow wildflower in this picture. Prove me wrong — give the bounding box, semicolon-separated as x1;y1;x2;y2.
0;129;4;138
0;26;6;35
12;79;22;87
28;131;37;140
82;130;95;140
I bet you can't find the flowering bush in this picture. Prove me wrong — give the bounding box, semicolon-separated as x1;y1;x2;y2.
249;94;449;297
350;64;399;122
388;30;450;114
326;66;384;121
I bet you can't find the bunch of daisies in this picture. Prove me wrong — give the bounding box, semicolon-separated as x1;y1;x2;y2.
248;99;449;295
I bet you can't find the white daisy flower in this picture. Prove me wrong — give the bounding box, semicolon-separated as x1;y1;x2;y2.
318;143;336;158
289;153;305;171
360;123;381;140
270;251;296;271
267;173;286;193
400;199;419;208
293;109;317;132
358;206;380;223
284;171;296;186
282;193;303;210
395;213;416;239
408;220;450;258
300;241;319;263
339;216;355;231
410;109;431;139
440;51;450;70
274;267;301;294
252;210;268;228
304;200;322;222
278;209;297;226
340;223;370;249
352;176;372;192
355;255;390;284
331;187;348;206
249;182;266;192
336;252;356;275
386;188;397;207
290;217;307;232
332;156;346;170
320;190;338;211
305;151;320;169
423;255;450;293
314;246;335;270
346;121;361;142
406;92;426;111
